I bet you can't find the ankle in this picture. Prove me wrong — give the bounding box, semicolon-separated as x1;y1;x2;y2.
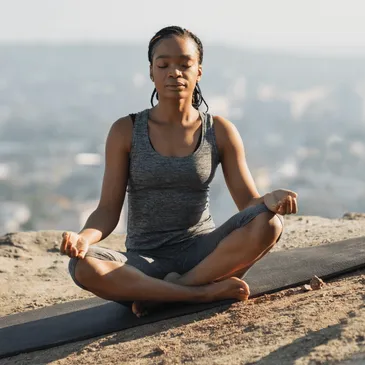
193;283;214;302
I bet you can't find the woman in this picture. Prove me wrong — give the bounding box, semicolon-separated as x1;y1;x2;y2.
61;26;298;317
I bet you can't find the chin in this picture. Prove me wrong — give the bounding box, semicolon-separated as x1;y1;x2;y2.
162;89;190;99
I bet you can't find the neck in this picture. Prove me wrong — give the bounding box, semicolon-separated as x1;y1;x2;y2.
151;97;199;124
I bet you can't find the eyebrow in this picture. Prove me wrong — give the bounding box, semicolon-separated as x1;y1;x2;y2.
155;54;194;60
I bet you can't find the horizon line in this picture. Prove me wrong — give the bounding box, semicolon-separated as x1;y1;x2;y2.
1;40;365;60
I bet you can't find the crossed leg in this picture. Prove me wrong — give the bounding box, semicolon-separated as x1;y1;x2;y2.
73;257;249;318
70;207;283;316
175;211;282;286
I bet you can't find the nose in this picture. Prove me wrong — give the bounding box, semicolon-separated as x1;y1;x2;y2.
168;67;183;78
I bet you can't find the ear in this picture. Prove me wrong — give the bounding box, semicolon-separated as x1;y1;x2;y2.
149;64;153;81
197;65;203;83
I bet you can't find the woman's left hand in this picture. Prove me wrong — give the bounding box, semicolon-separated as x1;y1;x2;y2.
263;189;298;215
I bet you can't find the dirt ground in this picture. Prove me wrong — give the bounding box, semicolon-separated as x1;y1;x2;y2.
1;213;365;364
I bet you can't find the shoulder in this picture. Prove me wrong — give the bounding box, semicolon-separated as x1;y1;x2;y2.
112;114;134;133
211;115;243;153
212;115;238;135
107;114;134;153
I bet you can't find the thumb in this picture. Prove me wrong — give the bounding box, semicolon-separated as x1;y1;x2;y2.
77;250;87;259
76;237;89;259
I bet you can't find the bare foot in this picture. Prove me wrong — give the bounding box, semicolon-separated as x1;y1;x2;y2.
208;277;250;302
132;273;181;318
132;274;250;318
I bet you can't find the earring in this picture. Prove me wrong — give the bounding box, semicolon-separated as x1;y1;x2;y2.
150;75;154;82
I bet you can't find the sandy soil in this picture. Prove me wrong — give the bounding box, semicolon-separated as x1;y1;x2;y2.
1;213;365;364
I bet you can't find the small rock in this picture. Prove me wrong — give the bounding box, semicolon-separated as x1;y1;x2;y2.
302;284;312;292
85;347;98;353
310;275;325;290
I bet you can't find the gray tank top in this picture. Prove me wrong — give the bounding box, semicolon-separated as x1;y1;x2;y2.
126;108;220;250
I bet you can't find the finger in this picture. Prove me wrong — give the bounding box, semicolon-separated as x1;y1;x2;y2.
71;245;78;258
60;232;69;254
292;197;298;214
60;232;67;253
286;189;298;198
286;196;293;214
65;239;73;257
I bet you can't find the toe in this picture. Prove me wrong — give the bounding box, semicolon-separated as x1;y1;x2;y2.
239;289;249;301
132;302;141;317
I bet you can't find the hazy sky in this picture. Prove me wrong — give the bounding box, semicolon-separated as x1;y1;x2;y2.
1;0;365;55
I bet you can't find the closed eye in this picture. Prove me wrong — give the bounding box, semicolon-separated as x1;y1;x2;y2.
156;64;192;69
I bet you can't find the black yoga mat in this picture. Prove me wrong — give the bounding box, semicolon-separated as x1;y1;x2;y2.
1;237;365;359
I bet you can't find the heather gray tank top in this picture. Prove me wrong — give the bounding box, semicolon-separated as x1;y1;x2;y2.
126;108;220;250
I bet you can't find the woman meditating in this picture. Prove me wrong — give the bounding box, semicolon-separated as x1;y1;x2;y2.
61;26;298;318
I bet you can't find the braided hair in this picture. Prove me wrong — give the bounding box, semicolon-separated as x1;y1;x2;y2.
148;26;209;112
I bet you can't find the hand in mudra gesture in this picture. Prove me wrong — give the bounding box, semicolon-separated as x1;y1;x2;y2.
60;231;89;259
264;189;298;215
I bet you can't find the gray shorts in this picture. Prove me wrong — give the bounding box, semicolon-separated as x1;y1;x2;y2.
69;203;283;292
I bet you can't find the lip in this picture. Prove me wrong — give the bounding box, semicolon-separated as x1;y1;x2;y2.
166;82;186;87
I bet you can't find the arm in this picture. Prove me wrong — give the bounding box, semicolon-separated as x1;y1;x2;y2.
77;115;133;245
213;115;298;214
213;115;262;211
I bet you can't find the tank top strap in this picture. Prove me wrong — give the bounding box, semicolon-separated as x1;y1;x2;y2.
202;112;220;163
204;111;212;130
130;109;149;155
198;109;205;126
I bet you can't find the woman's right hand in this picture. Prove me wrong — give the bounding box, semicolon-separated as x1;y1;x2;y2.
60;232;90;259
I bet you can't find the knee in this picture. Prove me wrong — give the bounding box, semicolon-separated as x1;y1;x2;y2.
74;257;102;289
246;212;283;248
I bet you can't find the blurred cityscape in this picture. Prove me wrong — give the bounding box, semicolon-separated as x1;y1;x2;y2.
1;44;365;235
